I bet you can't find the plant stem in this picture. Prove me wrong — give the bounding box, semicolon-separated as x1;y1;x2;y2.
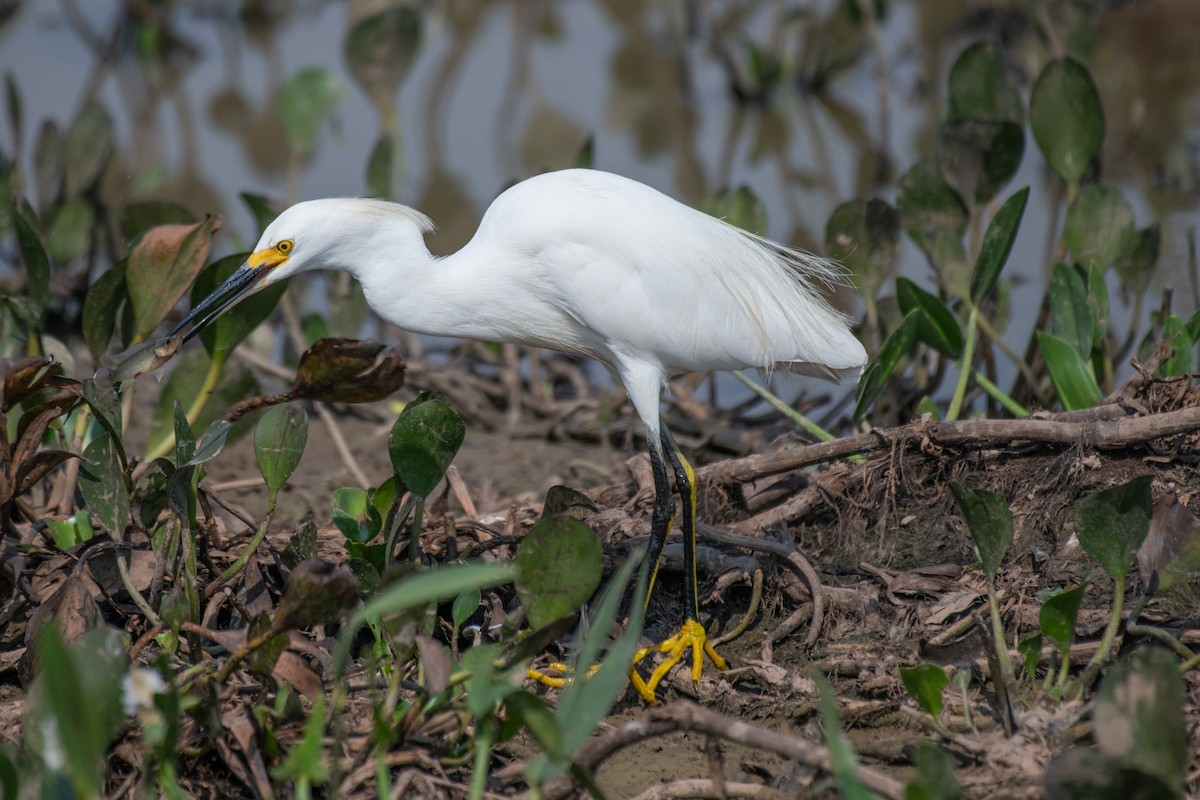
1088;575;1125;668
205;495;276;597
986;580;1015;686
732;370;834;442
971;369;1028;417
946;306;978;421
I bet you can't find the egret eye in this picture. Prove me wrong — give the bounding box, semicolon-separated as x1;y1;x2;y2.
277;239;294;254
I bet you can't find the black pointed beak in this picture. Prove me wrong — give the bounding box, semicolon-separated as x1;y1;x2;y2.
167;254;281;343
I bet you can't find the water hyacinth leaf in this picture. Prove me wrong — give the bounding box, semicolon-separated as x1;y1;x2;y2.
1073;475;1152;583
80;378;123;450
388;392;465;498
344;7;423;105
12;197;49;317
896;159;969;283
825;198;901;299
703;185;768;235
853;309;919;422
970;187;1029;303
1037;331;1102;411
279;67;339;158
1064;184;1135;270
62;103;113;198
120;201;194;245
1138;497;1200;594
365;135;393;199
46;198;94;263
193;253;288;361
127;215;223;341
1093;648;1186;797
82;260;127;360
1116;225;1160;296
1018;633;1043;678
1043;746;1170;800
947;42;1023;124
905;742;962;800
896;278;963;358
331;487;375;543
513;516;603;629
1047;262;1093;358
255;403;309;499
1038;584;1086;652
173;400;195;467
452;588;481;629
292;338;406;404
949;482;1012;582
187;419;235;467
1030;58;1103;186
146;351;257;459
900;663;949;717
1158;315;1193;377
936;119;1024;207
240;192;281;235
78;434;129;539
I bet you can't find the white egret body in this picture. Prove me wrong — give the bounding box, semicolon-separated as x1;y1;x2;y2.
170;169;867;701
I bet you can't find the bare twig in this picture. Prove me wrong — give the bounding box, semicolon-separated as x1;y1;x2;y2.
314;402;372;489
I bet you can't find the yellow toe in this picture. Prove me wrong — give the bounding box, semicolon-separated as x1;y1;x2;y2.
628;618;727;703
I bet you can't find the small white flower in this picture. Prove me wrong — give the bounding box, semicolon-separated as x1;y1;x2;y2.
121;668;167;717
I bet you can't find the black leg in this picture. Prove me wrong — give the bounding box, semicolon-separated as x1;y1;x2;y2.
644;435;675;609
660;426;699;624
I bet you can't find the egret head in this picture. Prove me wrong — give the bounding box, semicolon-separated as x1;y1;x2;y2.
167;198;434;342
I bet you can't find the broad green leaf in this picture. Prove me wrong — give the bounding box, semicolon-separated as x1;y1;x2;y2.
1039;584;1086;652
12;197;49;318
936;119;1024;207
78;434;129;539
703;185;768;235
1093;648;1186;797
461;642;525;719
947;42;1023;124
279;67;339;158
127;215;223;341
1018;633;1043;678
46;198;94;263
1044;746;1173;800
1087;264;1110;348
344;7;423;106
825;198;901;299
62;103;113;198
896;278;963;358
365;135;393;199
1158;315;1193;377
1115;225;1160;296
897;159;969;287
388;392;465;498
970;187;1029;302
120;201;194;245
331;487;375;543
853;309;919;423
255;403;309;499
949;482;1012;582
1064;184;1135;270
503;691;563;760
514;516;603;629
194;253;288;362
187;419;235;467
146;350;257;459
240;192;281;235
173;400;195;467
905;742;962;800
900;663;949;717
82;261;127;361
1030;58;1104;186
80;378;124;453
452;588;481;629
1074;475;1152;583
1037;331;1102;411
1047;262;1092;358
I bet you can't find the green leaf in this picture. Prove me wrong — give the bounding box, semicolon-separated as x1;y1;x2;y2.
1038;584;1086;652
905;742;962;800
896;278;963;358
187;419;234;467
947;42;1023;124
78;434;129;539
514;516;603;629
126;215;223;341
900;663;949;717
62;103;113;198
279;67;339;158
388;392;465;498
344;8;423;105
46;198;94;263
120;201;194;245
82;261;127;360
503;691;563;759
331;487;375;543
1158;315;1193;377
1115;225;1160;296
936;119;1024;207
897;159;969;287
1073;475;1152;583
146;350;257;459
1030;57;1104;186
825;198;901;299
452;588;481;629
12;197;49;318
853;309;919;423
1087;264;1110;349
194;253;288;362
173;400;195;467
255;403;309;500
703;186;768;235
1064;184;1135;270
970;187;1029;302
240;193;281;235
1018;633;1043;678
949;482;1012;582
1047;262;1093;358
816;672;875;800
1037;331;1103;411
1093;648;1186;797
365;135;393;199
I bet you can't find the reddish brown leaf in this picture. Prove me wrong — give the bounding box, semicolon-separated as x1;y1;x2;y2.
273;650;324;700
2;356;63;412
416;635;451;695
15;449;77;498
127;215;223;340
292;338;406;404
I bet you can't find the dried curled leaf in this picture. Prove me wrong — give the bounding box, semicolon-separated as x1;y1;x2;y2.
291;337;406;403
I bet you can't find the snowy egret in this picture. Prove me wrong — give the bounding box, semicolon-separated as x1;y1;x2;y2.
167;168;867;701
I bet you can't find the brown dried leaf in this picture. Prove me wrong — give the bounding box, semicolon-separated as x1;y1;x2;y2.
1;356;63;412
273;650;324;700
15;449;77;498
219;705;275;800
273;558;360;633
292;338;406;404
19;573;102;685
416;636;451;695
1138;496;1200;593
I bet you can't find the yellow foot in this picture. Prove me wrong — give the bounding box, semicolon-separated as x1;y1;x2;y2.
629;618;728;703
527;661;600;689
